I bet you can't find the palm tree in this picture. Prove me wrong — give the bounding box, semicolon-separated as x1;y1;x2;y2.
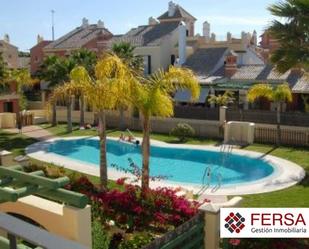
134;67;200;191
8;69;36;110
70;54;134;189
69;49;97;127
208;90;235;107
112;42;143;130
247;83;292;145
268;0;309;73
112;42;143;74
38;56;74;126
51;82;77;133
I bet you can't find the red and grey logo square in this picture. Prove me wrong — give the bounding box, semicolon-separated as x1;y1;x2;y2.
225;212;246;233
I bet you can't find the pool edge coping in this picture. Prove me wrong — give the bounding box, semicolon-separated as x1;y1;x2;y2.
25;136;306;196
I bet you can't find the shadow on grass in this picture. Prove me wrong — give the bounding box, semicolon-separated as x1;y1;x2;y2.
298;171;309;187
0;132;37;155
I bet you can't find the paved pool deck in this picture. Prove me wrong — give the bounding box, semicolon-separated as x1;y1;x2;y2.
26;136;306;197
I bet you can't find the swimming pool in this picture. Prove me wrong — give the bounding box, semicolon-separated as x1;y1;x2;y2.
46;138;274;186
26;137;305;195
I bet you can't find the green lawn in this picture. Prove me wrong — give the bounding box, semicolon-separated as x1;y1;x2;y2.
239;144;309;207
1;125;309;207
0;131;37;156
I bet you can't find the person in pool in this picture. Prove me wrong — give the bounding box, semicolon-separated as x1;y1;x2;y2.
119;133;126;141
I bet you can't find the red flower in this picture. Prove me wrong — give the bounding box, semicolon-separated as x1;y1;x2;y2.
229;239;241;246
116;177;127;186
133;206;143;215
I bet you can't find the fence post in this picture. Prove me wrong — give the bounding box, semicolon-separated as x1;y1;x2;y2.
199;197;243;249
219;106;227;125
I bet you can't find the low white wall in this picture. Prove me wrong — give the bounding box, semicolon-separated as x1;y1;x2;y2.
0;196;92;248
54;109;221;138
27;101;44;110
0;113;16;128
224;121;255;144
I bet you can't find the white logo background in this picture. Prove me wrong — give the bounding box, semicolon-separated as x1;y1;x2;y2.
220;208;309;238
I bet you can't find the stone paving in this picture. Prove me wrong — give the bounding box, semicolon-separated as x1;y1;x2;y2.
3;125;54;141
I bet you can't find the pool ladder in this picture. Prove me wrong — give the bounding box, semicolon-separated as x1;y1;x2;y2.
198;143;234;195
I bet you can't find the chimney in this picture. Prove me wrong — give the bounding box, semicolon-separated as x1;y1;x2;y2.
241;31;246;44
82;18;89;28
224;51;238;78
3;34;10;43
290;68;304;77
97;20;104;28
203;21;210;41
37;34;43;44
251;30;257;46
178;22;187;65
210;33;216;42
148;17;158;25
168;1;176;17
227;32;232;42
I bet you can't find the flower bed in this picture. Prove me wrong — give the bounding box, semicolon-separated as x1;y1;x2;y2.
224;238;309;249
66;176;208;249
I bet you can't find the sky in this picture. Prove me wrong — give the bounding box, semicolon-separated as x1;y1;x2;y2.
0;0;276;51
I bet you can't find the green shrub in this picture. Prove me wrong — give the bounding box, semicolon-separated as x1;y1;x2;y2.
170;123;195;142
92;220;110;249
118;233;153;249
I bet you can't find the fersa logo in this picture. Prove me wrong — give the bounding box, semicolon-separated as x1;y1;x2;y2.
221;208;309;238
251;213;306;226
224;212;246;234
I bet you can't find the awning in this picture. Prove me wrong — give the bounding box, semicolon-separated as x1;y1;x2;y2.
174;88;209;103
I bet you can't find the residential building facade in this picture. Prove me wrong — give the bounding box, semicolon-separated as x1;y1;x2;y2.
0;34;19;69
30;18;113;75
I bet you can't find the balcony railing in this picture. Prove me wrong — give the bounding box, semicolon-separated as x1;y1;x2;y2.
0;212;87;249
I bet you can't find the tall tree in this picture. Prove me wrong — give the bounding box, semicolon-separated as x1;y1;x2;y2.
112;42;143;130
38;56;74;126
70;54;134;189
134;67;200;191
247;83;292;145
69;49;97;127
268;0;309;73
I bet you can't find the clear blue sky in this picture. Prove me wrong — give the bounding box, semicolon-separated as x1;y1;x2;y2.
0;0;276;51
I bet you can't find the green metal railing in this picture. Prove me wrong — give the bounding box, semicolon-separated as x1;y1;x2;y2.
144;212;205;249
0;165;88;208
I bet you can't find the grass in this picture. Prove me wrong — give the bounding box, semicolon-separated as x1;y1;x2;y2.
239;144;309;207
0;131;37;156
2;124;309;207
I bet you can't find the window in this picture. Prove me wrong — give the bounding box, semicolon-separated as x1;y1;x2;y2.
186;30;189;37
143;55;151;75
171;55;176;65
3;102;13;113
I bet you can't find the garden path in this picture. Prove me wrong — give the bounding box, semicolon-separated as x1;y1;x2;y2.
3;125;54;141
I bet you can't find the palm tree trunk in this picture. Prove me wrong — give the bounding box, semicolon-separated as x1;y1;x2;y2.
52;102;57;127
276;102;281;146
80;95;85;127
141;114;150;192
98;110;108;190
119;107;125;131
67;96;72;133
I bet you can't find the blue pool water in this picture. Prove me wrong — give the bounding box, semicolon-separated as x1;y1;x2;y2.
47;138;274;186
